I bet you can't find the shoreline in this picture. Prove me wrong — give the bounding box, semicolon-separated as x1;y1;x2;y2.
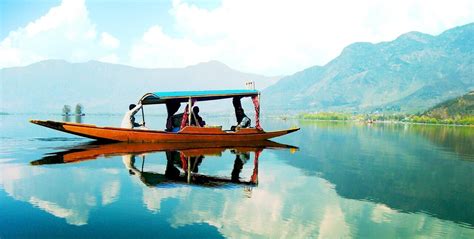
296;112;474;126
296;118;474;127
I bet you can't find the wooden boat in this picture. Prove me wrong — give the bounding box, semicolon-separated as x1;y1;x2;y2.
31;90;299;143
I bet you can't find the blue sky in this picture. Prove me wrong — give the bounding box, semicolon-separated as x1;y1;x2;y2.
1;0;474;75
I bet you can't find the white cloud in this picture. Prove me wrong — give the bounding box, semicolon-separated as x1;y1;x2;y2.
130;25;214;68
130;0;474;75
100;32;120;49
0;0;119;68
2;0;474;74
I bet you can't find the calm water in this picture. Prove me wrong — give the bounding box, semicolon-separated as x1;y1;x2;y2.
0;114;473;238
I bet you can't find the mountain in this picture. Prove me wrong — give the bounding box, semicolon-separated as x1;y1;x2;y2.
0;60;279;113
264;23;474;113
423;91;474;118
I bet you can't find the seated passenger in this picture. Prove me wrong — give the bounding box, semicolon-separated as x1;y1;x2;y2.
190;106;206;127
169;113;183;132
165;100;181;132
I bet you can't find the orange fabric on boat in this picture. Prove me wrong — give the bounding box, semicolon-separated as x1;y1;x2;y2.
180;99;196;129
180;152;187;171
251;95;262;130
251;149;261;184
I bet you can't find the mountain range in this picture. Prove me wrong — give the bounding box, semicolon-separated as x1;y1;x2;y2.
264;23;474;113
0;60;279;113
1;23;473;114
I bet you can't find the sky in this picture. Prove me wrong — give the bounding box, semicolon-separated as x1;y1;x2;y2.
1;0;474;75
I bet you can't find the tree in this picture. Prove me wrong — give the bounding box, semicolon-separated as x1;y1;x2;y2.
62;105;71;115
75;104;84;115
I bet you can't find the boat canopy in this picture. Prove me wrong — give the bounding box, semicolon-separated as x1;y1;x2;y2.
140;89;259;105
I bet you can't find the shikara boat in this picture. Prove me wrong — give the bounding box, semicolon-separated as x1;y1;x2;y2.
31;89;299;143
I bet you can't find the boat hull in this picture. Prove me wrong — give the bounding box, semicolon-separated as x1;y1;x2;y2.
30;120;299;143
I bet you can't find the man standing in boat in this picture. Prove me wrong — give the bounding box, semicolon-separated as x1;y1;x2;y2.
121;103;146;129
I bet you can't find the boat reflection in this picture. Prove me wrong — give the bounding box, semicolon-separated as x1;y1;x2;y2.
31;140;298;188
124;150;258;187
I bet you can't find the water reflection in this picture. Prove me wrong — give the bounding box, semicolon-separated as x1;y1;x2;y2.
406;124;474;160
123;149;258;187
24;141;296;226
31;140;295;168
298;121;474;160
1;158;120;226
293;121;474;227
61;115;83;123
32;141;295;188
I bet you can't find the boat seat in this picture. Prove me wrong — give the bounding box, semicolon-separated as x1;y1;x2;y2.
205;125;222;129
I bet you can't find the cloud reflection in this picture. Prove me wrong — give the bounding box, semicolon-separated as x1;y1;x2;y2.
0;162;122;226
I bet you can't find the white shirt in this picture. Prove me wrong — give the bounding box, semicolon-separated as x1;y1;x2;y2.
121;104;142;129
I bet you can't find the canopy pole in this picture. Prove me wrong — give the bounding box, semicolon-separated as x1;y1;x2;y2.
187;156;191;184
141;106;145;126
188;97;192;126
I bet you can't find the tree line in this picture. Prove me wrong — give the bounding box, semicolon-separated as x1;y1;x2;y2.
298;112;474;125
62;104;84;116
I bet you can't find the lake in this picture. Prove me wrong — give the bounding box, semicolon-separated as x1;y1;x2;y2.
1;114;473;238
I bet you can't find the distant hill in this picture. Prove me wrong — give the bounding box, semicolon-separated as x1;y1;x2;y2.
423;91;474;118
264;23;474;113
0;60;279;113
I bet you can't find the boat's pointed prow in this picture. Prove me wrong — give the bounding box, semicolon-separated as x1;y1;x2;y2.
30;119;42;125
288;127;300;133
30;119;64;130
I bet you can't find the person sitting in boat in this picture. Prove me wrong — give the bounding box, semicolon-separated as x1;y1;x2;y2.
165;100;181;132
190;106;206;127
168;113;184;132
231;97;251;131
121;103;146;129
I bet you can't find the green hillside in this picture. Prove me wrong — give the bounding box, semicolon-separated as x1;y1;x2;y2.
423;91;474;118
406;91;474;125
264;23;474;113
